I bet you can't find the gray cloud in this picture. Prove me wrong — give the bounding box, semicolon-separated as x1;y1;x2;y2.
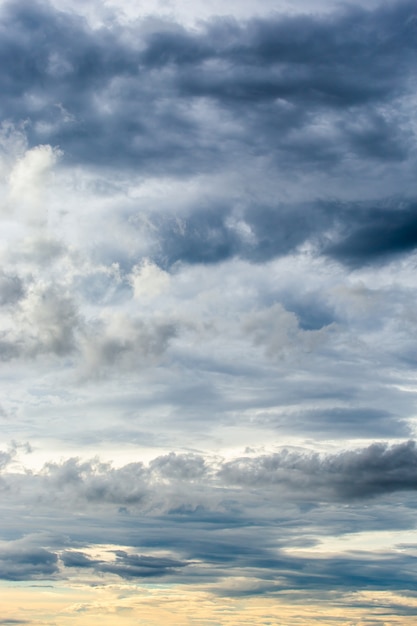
99;550;189;579
61;548;189;579
149;452;208;481
219;440;417;499
0;539;58;581
0;0;414;175
1;0;417;617
0;0;415;273
324;199;417;266
0;283;81;361
3;442;417;516
43;457;148;506
80;317;177;376
0;272;24;306
0;270;177;371
135;196;417;269
60;550;97;568
278;406;410;439
1;443;417;596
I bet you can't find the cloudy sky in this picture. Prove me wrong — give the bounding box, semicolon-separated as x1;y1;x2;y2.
1;0;417;623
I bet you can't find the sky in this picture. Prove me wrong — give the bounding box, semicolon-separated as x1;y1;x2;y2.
0;0;417;623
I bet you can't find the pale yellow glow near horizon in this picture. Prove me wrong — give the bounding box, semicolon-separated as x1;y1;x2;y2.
283;529;417;556
2;582;417;625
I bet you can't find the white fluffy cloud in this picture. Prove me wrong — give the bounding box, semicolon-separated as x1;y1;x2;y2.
8;144;61;226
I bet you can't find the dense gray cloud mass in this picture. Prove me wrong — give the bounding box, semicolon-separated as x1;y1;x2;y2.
324;200;417;266
0;0;415;177
2;442;417;523
219;440;417;499
137;197;417;268
1;442;417;594
1;0;417;621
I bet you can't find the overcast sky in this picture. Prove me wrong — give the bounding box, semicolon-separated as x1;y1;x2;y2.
1;0;417;623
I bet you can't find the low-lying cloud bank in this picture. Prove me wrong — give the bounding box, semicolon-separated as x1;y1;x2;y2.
2;441;417;512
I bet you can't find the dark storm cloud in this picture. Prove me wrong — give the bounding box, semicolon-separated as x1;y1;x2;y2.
1;0;416;269
144;2;417;113
0;0;415;173
152;201;326;267
324;199;417;266
219;440;417;499
142;196;417;269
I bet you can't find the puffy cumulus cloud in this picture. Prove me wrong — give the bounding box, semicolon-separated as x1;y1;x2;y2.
0;282;81;361
219;440;417;500
21;283;80;357
0;242;177;371
149;452;208;481
3;452;211;514
42;457;148;507
80;313;177;377
129;259;169;299
3;442;417;514
8;144;62;224
0;275;178;374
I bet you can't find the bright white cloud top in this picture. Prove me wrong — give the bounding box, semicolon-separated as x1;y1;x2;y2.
1;0;417;623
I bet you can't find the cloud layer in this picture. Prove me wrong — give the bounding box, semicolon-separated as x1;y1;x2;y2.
1;0;417;623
